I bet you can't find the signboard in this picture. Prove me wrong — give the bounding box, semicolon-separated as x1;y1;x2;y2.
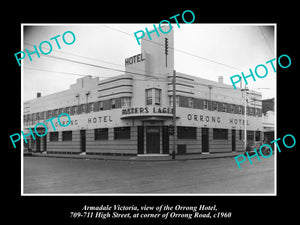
125;53;145;66
176;108;263;131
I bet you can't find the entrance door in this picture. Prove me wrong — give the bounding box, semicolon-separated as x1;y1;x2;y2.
36;136;41;152
202;128;209;153
232;129;236;151
162;126;169;154
137;126;144;154
43;135;47;152
146;127;160;154
80;130;86;153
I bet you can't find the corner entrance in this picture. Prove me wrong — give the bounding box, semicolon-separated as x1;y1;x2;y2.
146;126;160;154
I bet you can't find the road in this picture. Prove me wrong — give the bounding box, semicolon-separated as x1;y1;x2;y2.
23;155;275;194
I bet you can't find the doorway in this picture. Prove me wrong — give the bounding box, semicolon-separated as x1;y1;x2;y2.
232;129;236;151
80;130;86;153
146;127;160;154
202;128;209;153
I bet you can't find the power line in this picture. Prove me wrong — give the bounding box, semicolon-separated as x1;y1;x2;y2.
258;26;274;58
24;47;260;92
100;25;244;71
24;42;167;78
26;50;163;80
24;66;163;83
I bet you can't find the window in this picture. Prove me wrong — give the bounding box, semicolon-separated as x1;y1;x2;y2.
213;102;218;111
111;99;116;109
231;105;235;113
146;89;152;105
213;128;228;140
66;107;71;115
99;101;104;111
95;128;108;140
114;127;130;139
154;89;161;105
188;98;194;108
247;131;254;142
54;109;58;117
203;100;208;110
255;131;261;141
169;96;179;107
89;103;94;113
39;111;44;120
50;132;59;142
121;97;131;107
177;126;196;139
256;108;260;117
62;131;72;141
222;103;227;112
249;107;253;116
239;130;243;140
79;104;86;114
73;105;77;115
238;106;243;114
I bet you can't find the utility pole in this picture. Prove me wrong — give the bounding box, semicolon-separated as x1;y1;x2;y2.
172;70;176;159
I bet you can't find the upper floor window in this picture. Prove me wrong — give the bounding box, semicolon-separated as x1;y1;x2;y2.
213;101;218;111
188;98;193;108
169;96;179;107
146;88;161;106
238;105;243;114
222;103;227;112
121;97;131;107
146;89;152;105
111;99;116;109
203;100;208;110
154;89;161;105
99;101;104;111
231;104;235;113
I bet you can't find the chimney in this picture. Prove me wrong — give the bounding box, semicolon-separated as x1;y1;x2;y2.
218;76;223;84
37;92;41;98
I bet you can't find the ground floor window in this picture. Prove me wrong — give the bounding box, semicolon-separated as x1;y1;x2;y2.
50;132;59;142
177;126;196;139
247;130;254;142
95;128;108;140
213;128;228;140
114;127;130;139
255;131;261;141
62;131;72;141
239;130;243;140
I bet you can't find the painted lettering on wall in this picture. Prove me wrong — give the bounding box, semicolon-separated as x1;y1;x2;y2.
87;116;113;124
187;114;250;125
187;114;221;123
122;107;173;115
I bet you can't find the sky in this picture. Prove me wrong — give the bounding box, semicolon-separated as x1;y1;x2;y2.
22;24;275;101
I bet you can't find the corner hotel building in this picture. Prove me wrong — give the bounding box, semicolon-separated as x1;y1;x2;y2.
23;27;263;156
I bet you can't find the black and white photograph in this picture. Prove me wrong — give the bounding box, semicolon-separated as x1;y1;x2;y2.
21;23;276;195
5;5;298;225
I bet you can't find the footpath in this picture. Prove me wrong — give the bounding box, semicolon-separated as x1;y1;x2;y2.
28;151;241;162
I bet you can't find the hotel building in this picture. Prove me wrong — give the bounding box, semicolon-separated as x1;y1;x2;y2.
23;27;263;156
